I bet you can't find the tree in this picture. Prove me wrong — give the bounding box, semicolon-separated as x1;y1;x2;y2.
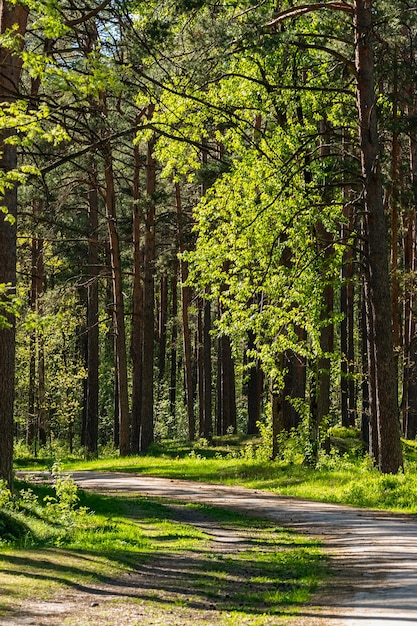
140;111;157;451
0;1;28;488
175;181;195;441
84;172;100;457
3;0;412;471
354;0;403;473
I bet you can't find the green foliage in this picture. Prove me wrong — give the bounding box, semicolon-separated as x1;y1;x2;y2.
0;482;13;510
5;0;414;473
327;426;362;440
0;283;22;329
0;468;90;548
0;101;69;147
42;463;89;534
339;463;417;510
15;288;86;444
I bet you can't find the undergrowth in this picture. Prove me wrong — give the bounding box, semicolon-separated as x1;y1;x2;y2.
0;463;91;549
14;429;417;514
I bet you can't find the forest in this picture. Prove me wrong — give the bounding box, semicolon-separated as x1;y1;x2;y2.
0;0;416;488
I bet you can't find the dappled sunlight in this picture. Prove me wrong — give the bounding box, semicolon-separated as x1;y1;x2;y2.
0;488;323;625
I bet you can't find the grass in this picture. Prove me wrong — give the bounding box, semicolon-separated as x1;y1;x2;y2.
15;435;417;513
0;478;325;624
16;429;417;514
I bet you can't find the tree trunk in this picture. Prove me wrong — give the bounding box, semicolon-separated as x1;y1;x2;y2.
246;330;263;435
140;116;156;451
158;274;168;383
197;298;204;436
0;1;28;488
389;64;401;366
219;333;237;435
340;201;356;427
354;0;403;472
27;216;40;448
315;119;334;426
282;347;305;431
36;236;46;446
216;335;222;436
85;174;100;457
175;182;195;441
271;385;284;460
200;145;213;440
279;246;306;432
131;142;144;453
402;85;417;439
203;297;212;439
169;267;178;421
102;140;130;456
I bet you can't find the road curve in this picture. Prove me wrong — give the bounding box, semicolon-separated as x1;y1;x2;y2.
40;471;417;624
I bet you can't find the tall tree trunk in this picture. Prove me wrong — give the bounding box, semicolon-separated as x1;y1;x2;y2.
200;144;213;440
402;84;417;439
340;201;356;427
27;216;40;448
0;2;28;488
271;382;284;460
85;174;100;457
158;274;168;383
27;219;46;448
340;127;356;428
175;182;195;441
140;115;156;451
246;330;263;435
36;235;46;446
219;333;237;435
388;58;402;436
216;334;222;436
279;247;306;432
316;118;334;426
197;298;204;436
354;0;403;472
26;57;46;450
389;58;401;369
102;138;130;456
203;296;212;439
299;116;334;462
27;331;36;448
169;267;178;421
197;296;213;439
282;346;305;430
131;142;143;453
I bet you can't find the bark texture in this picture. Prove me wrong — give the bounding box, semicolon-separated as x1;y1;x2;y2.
0;2;28;488
354;0;403;473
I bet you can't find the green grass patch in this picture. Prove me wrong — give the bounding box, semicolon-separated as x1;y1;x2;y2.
14;435;417;513
14;436;417;513
179;501;324;616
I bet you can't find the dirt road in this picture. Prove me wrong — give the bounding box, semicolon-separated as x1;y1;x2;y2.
10;470;417;625
69;471;417;625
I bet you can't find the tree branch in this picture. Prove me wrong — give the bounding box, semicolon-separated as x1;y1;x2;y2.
264;2;354;29
64;0;111;27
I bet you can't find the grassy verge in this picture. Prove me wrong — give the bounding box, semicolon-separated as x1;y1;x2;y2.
15;434;417;514
0;477;325;624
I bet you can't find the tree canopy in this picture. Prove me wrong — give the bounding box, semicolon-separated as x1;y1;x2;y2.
1;0;417;483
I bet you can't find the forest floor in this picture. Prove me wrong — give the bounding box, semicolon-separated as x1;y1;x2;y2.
5;471;417;625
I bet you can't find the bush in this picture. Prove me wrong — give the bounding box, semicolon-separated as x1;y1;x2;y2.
327;426;361;439
42;463;90;532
